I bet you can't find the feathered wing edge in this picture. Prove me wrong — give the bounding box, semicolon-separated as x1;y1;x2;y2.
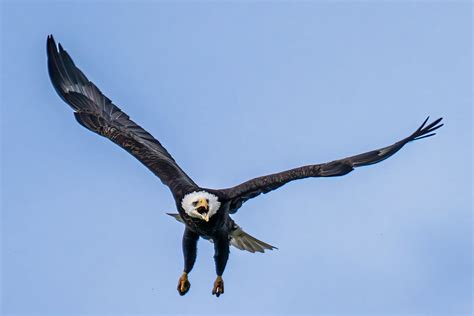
221;117;443;213
46;35;197;194
167;213;277;253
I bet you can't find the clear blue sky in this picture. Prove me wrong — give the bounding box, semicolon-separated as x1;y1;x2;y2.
1;1;471;315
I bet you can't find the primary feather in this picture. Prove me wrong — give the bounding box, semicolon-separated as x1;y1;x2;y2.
47;35;197;196
220;117;443;213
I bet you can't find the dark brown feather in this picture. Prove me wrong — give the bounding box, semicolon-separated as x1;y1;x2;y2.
47;35;197;197
221;117;443;213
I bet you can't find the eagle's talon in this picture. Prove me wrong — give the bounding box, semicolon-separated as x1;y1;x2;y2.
212;276;224;297
177;272;190;296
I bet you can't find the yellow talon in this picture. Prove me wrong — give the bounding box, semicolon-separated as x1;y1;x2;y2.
177;272;191;296
212;276;224;297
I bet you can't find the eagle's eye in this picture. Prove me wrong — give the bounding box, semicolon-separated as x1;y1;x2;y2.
192;201;198;207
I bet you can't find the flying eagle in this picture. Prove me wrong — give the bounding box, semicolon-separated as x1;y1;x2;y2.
46;35;443;297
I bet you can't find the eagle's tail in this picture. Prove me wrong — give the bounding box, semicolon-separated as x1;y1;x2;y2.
229;224;277;253
166;213;277;253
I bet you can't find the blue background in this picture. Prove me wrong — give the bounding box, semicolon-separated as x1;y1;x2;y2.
1;1;471;315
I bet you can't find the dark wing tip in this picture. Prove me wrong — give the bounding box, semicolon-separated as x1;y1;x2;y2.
47;35;57;56
414;132;436;141
46;35;90;104
46;34;62;51
47;34;57;49
47;34;73;104
411;117;443;141
418;116;430;131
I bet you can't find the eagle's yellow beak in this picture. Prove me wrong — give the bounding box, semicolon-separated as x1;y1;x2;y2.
197;198;208;209
196;198;209;222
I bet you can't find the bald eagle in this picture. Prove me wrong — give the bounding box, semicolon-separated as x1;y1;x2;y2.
46;35;443;297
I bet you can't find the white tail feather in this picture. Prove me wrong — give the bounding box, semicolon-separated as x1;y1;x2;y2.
167;213;277;253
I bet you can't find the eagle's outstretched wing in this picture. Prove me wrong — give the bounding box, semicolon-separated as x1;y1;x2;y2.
47;35;197;195
220;117;443;213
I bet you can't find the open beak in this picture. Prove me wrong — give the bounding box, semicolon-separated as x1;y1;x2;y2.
196;198;209;221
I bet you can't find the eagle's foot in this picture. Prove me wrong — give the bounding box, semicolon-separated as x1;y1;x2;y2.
212;276;224;297
177;272;190;296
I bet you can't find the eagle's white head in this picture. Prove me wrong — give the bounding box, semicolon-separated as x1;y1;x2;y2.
181;191;221;222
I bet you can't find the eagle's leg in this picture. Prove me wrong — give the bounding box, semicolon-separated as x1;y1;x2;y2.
212;236;229;297
177;228;199;296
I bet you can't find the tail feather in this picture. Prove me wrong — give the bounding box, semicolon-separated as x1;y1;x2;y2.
167;213;277;253
230;225;277;253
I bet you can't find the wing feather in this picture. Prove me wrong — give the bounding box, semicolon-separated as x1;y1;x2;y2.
47;35;197;195
221;117;443;213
